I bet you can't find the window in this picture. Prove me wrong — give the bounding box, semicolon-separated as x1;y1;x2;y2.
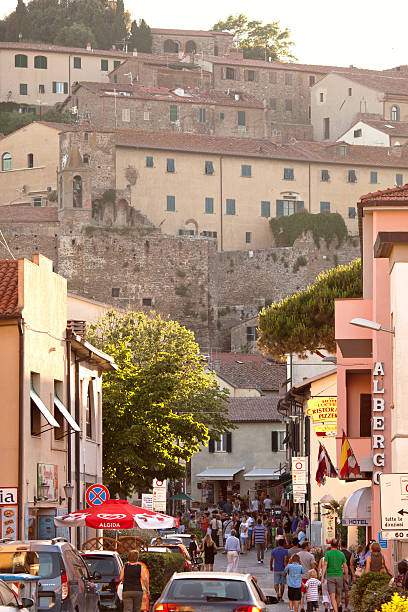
226;198;236;215
269;71;277;83
246;326;257;342
354;128;362;138
348;87;352;96
27;153;34;168
320;92;324;103
54;382;65;440
20;83;28;95
360;393;372;437
166;195;175;211
285;99;292;112
272;430;287;452
144;111;150;121
370;171;378;184
101;59;109;71
30;374;41;437
348;207;356;219
73;56;82;69
142;298;152;306
283;167;294;180
340;144;347;156
205;161;214;175
225;67;236;80
241;164;251;177
73;175;82;208
245;231;251;244
112;288;120;297
1;153;11;171
0;581;19;606
324;117;330;139
85;383;94;439
261;201;270;217
309;75;316;86
84;132;88;141
276;199;304;217
114;75;118;83
220;112;224;120
114;60;121;69
201;230;217;238
169;104;178;122
279;431;287;451
146;156;154;168
83;154;89;164
34;55;47;69
52;82;68;94
237;111;246;126
39;84;45;94
199;108;206;123
396;173;403;186
178;229;194;236
391;105;400;121
348;169;357;183
246;69;256;81
122;108;130;122
321;169;330;182
285;72;292;85
205;197;214;214
270;98;276;110
15;54;27;68
33;198;42;207
211;433;232;453
167;158;175;173
320;201;331;213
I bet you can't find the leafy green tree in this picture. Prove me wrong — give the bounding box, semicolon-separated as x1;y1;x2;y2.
213;13;296;61
14;0;31;41
257;259;362;359
112;0;127;45
128;18;152;53
87;311;233;497
0;108;73;136
54;22;96;48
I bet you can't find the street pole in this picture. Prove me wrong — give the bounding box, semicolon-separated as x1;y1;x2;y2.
305;415;312;541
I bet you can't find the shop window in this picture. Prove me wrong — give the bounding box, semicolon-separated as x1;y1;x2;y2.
34;55;47;69
73;175;82;208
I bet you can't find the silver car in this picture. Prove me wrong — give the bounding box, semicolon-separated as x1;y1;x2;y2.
0;579;34;610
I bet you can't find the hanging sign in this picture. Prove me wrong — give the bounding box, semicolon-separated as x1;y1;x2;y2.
306;398;337;435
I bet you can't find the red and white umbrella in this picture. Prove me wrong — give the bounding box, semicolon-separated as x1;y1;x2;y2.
54;499;179;530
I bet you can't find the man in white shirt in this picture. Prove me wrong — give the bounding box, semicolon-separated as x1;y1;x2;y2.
225;529;240;572
251;498;259;512
264;496;273;511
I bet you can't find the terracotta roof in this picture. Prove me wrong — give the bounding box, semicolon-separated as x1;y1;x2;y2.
74;82;263;108
359;183;408;204
0;41;130;58
226;397;282;422
335;72;408;96
36;121;73;131
209;353;285;392
0;260;19;318
353;119;408;137
151;28;232;37
0;205;59;223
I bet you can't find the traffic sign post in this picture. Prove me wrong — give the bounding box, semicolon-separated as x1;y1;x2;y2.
153;479;167;512
380;473;408;539
86;484;110;507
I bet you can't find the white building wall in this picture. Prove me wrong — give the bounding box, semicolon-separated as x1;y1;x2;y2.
337;121;390;147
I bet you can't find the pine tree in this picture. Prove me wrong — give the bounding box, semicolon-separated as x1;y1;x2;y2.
15;0;30;41
112;0;127;46
128;18;152;53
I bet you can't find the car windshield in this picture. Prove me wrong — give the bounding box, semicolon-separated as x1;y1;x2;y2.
0;551;61;579
81;556;118;577
166;579;249;601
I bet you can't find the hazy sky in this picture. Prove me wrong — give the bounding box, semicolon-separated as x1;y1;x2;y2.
0;0;405;71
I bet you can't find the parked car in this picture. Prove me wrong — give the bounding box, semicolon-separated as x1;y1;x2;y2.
153;571;268;611
0;538;100;611
144;547;172;554
160;545;192;572
80;550;123;609
0;579;34;610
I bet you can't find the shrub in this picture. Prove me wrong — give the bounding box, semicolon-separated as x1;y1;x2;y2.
102;189;116;203
270;211;348;249
293;255;308;273
364;584;400;612
350;572;391;612
379;592;408;611
139;552;185;601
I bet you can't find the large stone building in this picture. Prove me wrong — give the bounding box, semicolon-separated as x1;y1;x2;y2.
150;28;234;57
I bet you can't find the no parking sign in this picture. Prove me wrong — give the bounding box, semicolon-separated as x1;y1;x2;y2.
86;484;110;507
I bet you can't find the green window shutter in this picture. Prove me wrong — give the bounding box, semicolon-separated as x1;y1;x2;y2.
209;437;215;453
114;60;121;69
167;158;175;173
205;197;214;214
226;433;232;453
271;431;279;453
101;59;109;71
238;111;246;126
226;199;236;215
296;201;305;213
64;82;68;94
73;57;82;69
170;105;178;122
166;195;175;211
261;201;270;217
52;82;57;94
396;173;403;186
276;200;284;217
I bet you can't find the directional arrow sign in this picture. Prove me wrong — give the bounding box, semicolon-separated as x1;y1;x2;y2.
399;509;408;516
380;474;408;533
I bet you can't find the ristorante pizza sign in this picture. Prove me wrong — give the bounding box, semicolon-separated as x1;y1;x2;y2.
306;397;337;435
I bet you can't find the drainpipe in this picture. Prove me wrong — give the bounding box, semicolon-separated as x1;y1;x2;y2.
17;318;24;540
75;357;81;547
66;338;72;517
219;155;224;252
308;163;311;212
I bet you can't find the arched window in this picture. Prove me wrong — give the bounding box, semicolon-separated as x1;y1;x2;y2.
2;153;11;171
15;54;27;68
34;55;47;69
391;105;400;121
185;40;197;54
27;153;34;168
163;39;180;54
73;175;82;208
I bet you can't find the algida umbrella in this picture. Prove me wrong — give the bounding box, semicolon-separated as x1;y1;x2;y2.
54;499;179;530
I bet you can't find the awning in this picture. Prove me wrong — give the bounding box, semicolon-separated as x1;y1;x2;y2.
196;467;245;481
54;394;80;432
244;467;284;481
30;386;59;428
342;486;372;526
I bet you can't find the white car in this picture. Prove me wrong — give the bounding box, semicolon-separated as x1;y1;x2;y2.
0;579;33;610
151;534;192;546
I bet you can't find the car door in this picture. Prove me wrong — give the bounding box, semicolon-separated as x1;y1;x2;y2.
73;551;99;611
63;548;86;608
0;581;23;610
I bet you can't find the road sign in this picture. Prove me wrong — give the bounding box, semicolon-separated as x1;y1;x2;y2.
86;484;110;507
293;494;305;504
142;494;154;511
378;531;388;549
153;479;166;488
292;457;308;473
293;484;307;494
380;473;408;532
380;530;408;541
153;500;167;512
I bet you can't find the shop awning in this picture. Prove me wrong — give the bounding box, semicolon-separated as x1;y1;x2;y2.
244;467;284;481
342;486;372;526
54;394;80;432
196;467;245;481
30;386;59;428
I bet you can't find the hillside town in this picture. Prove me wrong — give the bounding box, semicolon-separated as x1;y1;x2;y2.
0;2;408;611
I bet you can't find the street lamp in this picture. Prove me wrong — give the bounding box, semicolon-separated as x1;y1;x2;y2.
34;482;50;505
59;483;74;506
349;318;394;334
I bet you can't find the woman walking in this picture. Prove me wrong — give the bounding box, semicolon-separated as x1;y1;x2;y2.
365;541;392;575
119;550;149;612
200;533;221;571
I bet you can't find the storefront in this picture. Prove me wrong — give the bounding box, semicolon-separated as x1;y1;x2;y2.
0;488;18;540
196;467;244;505
243;468;285;502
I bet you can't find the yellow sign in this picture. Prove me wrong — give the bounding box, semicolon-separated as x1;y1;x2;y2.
306;397;337;436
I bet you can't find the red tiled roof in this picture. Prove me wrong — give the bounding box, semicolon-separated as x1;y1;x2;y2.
351;119;408;137
226;396;282;422
151;28;232;37
359;183;408;204
209;353;285;392
0;206;59;223
0;41;132;58
336;72;408;96
0;260;19;318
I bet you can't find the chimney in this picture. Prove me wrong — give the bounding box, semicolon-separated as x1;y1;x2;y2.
133;49;138;57
111;45;116;51
86;42;92;51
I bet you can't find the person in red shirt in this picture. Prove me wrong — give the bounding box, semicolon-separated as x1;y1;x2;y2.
200;512;209;538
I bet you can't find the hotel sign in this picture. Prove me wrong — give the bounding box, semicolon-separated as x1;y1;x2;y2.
372;362;386;485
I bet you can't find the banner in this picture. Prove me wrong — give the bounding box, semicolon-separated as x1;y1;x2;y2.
306;397;337;435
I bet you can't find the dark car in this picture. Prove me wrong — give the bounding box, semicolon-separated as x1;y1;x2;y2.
81;551;123;609
0;538;100;611
153;571;268;611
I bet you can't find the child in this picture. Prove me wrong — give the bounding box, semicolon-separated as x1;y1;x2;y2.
305;569;321;611
284;553;307;612
318;555;333;611
389;560;408;589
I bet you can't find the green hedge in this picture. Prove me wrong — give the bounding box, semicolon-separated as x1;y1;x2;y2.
139;552;185;602
350;573;393;612
270;211;348;249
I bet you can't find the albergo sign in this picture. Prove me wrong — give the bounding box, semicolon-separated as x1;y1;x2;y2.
373;362;386;485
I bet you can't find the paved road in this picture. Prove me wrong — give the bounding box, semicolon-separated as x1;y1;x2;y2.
213;547;288;611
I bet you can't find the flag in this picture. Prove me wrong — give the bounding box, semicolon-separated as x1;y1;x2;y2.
316;442;338;486
340;430;360;479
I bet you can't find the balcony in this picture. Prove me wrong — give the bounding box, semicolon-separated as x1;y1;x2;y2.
335;298;373;358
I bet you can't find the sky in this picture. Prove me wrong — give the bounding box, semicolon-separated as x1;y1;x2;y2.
0;0;406;71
